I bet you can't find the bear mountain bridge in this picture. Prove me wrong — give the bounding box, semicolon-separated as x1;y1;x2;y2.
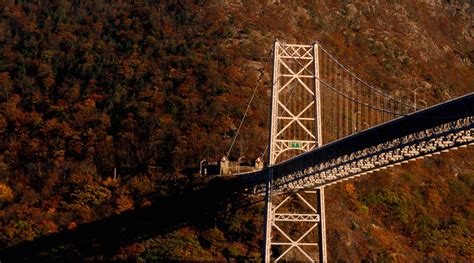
0;41;472;262
228;40;474;262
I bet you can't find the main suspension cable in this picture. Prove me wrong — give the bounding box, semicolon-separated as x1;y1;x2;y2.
226;48;273;158
280;44;408;116
318;45;415;110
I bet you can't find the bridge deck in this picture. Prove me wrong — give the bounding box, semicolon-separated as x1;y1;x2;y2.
237;93;474;195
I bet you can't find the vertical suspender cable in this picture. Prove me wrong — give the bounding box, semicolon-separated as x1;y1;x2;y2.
345;71;349;137
382;96;385;122
335;61;340;140
351;75;355;132
379;95;382;123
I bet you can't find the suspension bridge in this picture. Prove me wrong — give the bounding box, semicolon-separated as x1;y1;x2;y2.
227;40;474;262
0;41;472;262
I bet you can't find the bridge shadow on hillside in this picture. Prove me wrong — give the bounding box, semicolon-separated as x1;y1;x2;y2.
0;176;258;261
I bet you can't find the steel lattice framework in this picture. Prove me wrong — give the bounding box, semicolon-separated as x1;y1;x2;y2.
255;114;473;195
268;42;322;164
258;40;474;263
264;41;326;262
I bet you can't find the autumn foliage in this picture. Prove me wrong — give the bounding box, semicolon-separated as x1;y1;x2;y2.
0;0;473;261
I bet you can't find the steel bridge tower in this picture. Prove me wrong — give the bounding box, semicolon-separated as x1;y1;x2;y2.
264;40;327;262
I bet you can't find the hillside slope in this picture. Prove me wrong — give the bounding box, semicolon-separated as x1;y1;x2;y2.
0;0;472;261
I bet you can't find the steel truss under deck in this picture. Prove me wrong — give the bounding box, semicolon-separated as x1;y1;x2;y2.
260;39;474;262
255;115;474;195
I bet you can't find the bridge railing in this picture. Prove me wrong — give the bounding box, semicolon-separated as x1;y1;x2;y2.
240;93;473;195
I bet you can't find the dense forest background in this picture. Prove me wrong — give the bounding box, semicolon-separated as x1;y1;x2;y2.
0;0;473;261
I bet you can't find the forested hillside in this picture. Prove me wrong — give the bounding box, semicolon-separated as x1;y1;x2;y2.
0;0;473;261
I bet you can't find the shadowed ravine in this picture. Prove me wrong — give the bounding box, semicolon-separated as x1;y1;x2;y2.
0;176;257;261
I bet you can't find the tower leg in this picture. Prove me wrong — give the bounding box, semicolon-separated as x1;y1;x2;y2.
263;168;273;262
317;187;327;263
262;187;327;262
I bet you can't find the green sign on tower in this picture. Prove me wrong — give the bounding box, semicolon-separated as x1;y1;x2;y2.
290;141;301;148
